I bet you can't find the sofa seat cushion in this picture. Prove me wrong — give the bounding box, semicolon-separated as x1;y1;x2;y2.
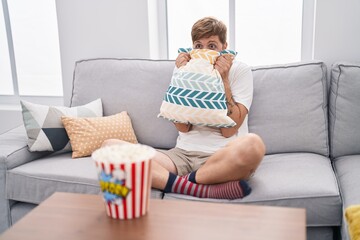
164;153;342;226
6;152;163;204
333;155;360;240
333;155;360;207
6;153;100;204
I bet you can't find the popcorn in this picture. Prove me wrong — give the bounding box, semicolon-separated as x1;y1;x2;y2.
92;143;155;220
92;144;155;164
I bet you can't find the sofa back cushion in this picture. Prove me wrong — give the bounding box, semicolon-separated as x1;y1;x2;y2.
70;59;178;149
329;63;360;158
70;59;330;154
249;62;329;156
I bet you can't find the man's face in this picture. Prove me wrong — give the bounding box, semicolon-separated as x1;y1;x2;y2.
193;35;227;52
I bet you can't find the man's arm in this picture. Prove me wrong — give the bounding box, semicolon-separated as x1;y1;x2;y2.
221;91;248;138
215;54;248;138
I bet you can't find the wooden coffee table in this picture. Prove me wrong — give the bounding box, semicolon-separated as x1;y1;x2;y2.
0;192;306;240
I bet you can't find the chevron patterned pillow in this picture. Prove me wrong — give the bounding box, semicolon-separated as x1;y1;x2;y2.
158;48;237;128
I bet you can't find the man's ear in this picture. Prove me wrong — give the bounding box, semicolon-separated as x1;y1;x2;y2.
223;42;228;50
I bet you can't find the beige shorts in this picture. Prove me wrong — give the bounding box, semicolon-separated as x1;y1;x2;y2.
158;148;212;176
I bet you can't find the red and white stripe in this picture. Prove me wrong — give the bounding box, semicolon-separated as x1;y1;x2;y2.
95;159;152;220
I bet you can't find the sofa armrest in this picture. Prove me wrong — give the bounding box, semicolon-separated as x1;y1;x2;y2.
0;125;52;233
0;125;51;170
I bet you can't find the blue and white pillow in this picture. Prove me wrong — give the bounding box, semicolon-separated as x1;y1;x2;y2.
158;48;237;128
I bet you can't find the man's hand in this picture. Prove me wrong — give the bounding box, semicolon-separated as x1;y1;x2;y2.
215;54;234;80
175;52;191;68
174;122;192;133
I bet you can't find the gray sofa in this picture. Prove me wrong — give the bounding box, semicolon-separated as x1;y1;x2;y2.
1;59;359;240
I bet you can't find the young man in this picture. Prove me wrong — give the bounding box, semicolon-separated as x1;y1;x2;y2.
104;17;265;200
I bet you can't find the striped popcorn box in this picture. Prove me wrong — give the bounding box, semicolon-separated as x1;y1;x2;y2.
92;144;155;220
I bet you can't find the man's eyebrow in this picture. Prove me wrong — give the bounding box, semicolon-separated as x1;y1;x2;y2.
193;40;218;44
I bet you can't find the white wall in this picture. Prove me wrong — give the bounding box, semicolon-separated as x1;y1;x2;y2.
55;0;151;106
0;107;22;134
52;0;360;106
2;1;360;133
313;0;360;66
0;96;63;134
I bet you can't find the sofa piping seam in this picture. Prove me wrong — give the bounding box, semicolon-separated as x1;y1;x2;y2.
165;193;341;202
321;63;330;157
251;61;323;72
330;65;341;159
7;171;99;187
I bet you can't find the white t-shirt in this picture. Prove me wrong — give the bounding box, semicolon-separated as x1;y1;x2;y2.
175;61;253;153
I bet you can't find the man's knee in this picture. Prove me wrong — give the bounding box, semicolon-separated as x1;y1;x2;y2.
101;139;119;147
101;139;132;148
246;133;266;158
230;133;265;166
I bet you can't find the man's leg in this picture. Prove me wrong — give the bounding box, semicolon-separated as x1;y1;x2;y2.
101;139;251;199
149;151;178;189
152;149;252;199
101;139;177;190
195;133;266;184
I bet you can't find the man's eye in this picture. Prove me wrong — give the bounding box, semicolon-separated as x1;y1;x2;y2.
209;44;217;50
194;44;202;49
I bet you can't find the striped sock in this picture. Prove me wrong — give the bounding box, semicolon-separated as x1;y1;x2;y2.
183;171;196;183
164;172;251;200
